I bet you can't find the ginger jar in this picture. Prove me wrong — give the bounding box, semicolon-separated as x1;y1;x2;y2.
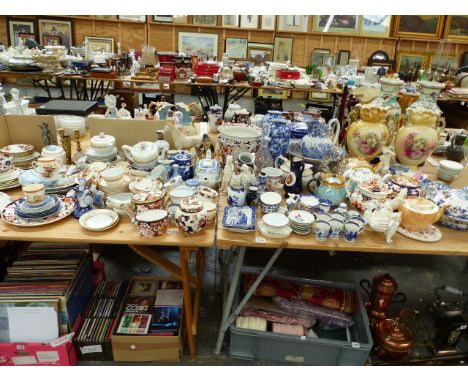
346;104;389;161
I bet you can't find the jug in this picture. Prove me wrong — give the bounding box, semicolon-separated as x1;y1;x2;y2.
301;117;340;160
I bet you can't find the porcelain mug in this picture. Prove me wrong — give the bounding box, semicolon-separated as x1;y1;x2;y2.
329;219;344;239
344;221;360;242
315;212;331;222
314;220;331;241
349;216;366;233
23;183;45;205
133;209;168;237
262;167;283;191
33;156;60;179
330;211;345;222
260;192;281;214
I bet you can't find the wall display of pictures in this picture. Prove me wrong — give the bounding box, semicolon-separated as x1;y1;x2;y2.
37;18;73;48
7;18;36;47
273;37;293;63
178;32;219;59
311;49;330;66
337;50;351;65
85;37;115;53
153;16;174;23
192;15;218;27
313;15;361;34
445;16;468;41
222;16;239;27
396;52;427;73
240;15;259;29
261;16;276;30
393;16;444;38
225;38;248;60
247;42;274;62
278;15;308;32
118;16;146;22
361;15;392;37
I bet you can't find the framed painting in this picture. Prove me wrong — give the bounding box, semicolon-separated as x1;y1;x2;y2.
153;16;174;23
445;16;468;41
313;15;360;34
192;15;217;27
222;16;239;27
361;15;392;37
18;33;37;42
247;42;273;62
323;54;335;67
240;15;259;29
337;50;351;65
85;36;114;53
261;16;276;30
37;18;73;48
273;37;293;63
225;38;248;60
118;15;146;22
311;49;330;65
178;32;219;59
43;35;61;46
393;16;444;38
428;54;458;70
173;16;188;24
278;15;308;32
7;18;36;47
396;52;427;73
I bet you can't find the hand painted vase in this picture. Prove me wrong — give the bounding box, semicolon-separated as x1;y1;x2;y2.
267;118;291;161
377;77;404;146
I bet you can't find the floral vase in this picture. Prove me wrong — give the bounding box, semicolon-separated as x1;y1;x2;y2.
346;104;390;161
377;77;404;147
394;81;445;167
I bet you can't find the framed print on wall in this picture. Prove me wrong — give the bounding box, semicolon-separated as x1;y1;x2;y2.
261;16;276;30
278;15;308;32
7;18;36;47
445;16;468;41
240;15;259;29
428;54;458;70
311;49;330;65
313;15;361;34
337;50;351;65
118;15;146;22
37;18;73;48
361;15;391;37
396;52;427;73
178;32;219;58
273;37;293;63
222;16;239;27
192;15;218;27
393;16;444;38
225;38;248;60
85;36;115;53
43;35;61;46
247;42;273;62
153;16;174;23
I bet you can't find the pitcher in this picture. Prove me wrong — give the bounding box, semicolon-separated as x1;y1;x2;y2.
283;157;304;196
301;117;340;160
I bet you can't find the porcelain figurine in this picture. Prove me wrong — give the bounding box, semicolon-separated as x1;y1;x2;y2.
195;134;215;160
195;149;220;189
208;105;223;133
104;95;118;118
39;122;53;147
162;123;202;151
155;130;170;156
363;201;401;244
301;117;340;160
220;155;234;192
117;102;132;119
240;164;256;188
377;147;394;177
67;177;93;218
175;196;207;235
89;182;105;209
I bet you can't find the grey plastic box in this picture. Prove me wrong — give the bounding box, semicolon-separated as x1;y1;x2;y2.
229;277;373;365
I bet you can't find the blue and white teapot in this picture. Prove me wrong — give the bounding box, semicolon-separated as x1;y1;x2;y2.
301;117;341;160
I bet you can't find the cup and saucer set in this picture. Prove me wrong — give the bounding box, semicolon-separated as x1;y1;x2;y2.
0;154;22;191
0;143;40;170
1;183;75;227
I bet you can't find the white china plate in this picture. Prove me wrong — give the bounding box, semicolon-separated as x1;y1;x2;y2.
397;225;442;242
258;222;292;238
79;209;119;232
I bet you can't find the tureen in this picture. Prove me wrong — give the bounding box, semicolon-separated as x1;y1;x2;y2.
218;123;262;162
350;179;391;211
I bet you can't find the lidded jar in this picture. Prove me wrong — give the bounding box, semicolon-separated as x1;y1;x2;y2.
90;132;116;153
175;196;207;235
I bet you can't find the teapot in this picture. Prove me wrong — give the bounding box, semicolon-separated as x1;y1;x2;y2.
398;197;444;232
301;117;341;160
313;173;347;206
122;141;160;168
195;149;220;189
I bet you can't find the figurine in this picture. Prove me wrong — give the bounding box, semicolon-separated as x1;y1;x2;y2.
39;122;52;146
377;147;394;177
67;178;93;218
117;102;132;119
162;123;202;150
10;88;23;115
104;94;118;118
134;107;145;120
240;164;255;188
195;134;215;160
220;155;234;192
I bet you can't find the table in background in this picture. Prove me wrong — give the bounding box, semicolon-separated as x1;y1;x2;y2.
0;70;65;99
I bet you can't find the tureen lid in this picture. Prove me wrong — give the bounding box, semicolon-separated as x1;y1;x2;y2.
379;77;404;87
91;132;115;148
180;196;204;213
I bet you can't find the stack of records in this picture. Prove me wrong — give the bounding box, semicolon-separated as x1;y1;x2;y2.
75;281;128;361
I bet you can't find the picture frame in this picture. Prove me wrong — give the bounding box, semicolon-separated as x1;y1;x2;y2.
85;36;115;53
273;36;293;63
393;16;444;39
7;17;37;47
37;18;73;48
313;15;361;34
428;54;458;70
118;15;146;22
240;15;259;29
337;50;351;65
18;33;37;42
396;52;427;73
225;37;248;60
178;32;219;59
278;15;308;32
361;15;392;37
247;42;274;63
152;16;174;23
222;16;239;27
94;16;118;20
192;15;218;27
261;16;276;30
445;16;468;41
43;35;61;46
367;50;394;68
311;49;330;66
323;54;335;67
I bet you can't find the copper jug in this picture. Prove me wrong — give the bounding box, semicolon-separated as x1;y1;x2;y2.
373;308;412;361
360;273;406;321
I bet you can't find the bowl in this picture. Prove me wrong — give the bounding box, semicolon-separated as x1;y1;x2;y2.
101;167;124;182
169;186;194;205
134;209;168;237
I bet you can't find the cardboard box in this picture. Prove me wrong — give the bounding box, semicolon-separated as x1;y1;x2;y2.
111;276;183;362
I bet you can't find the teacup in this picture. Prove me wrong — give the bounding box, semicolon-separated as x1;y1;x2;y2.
133;209;168;237
185;178;201;189
33;156;60;179
344;221;360;242
196;186;219;203
330;211;345;222
204;201;217;224
262;167;283;191
314;220;331;241
22;183;45;205
315;212;331;222
336;203;348;214
329;219;344;239
260;191;281;214
348;216;366;233
107;192;132;217
41;145;66;166
345;210;361;220
169;186;194;205
319;198;333;212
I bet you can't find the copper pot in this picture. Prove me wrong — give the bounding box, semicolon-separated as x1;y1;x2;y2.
373;309;412;361
360;273;406;321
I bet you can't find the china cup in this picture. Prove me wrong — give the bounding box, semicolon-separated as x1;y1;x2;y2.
344;221;360;242
32;156;60;180
260;191;281;214
315;212;331;222
22;183;45;205
314;220;331;241
329;218;344;239
262;167;283;191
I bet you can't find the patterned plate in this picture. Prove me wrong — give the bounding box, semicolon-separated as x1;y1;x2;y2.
397;225;442;242
1;195;75;227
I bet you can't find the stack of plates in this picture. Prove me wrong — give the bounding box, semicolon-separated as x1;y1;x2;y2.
296;194;320;213
438;160;463;182
1;144;40;170
98;175;131;196
288;210;315;235
0;168;22;190
79;209;119;232
85;147;118;163
222;206;256;233
14;195;61;220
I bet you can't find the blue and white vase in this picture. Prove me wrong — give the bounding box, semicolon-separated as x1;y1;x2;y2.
268;118;291;161
175;152;194;181
301;117;340;160
227;185;246;206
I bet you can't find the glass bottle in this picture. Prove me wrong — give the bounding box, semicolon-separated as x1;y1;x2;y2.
255;136;274;174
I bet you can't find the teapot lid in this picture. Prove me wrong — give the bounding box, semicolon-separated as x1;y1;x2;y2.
403;197;439;214
91;132;115;147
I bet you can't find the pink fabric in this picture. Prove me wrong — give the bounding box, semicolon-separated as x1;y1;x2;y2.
241;308;315;328
272;322;306;336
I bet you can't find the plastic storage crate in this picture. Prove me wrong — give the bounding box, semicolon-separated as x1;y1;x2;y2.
229;277;373;365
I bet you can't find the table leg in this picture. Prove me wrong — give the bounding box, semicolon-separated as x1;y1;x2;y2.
192;248;204;335
180;246;196;360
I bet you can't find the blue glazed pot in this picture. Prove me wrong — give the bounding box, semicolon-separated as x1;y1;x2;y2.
268;118;291;161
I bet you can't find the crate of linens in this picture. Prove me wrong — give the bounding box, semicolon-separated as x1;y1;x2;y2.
229;274;373;365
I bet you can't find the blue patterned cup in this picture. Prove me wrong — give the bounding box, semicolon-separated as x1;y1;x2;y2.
344;221;360;242
329;218;344;239
314;220;331;241
260;191;281;214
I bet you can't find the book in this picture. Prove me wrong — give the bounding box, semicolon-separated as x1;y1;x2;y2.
116;313;151;335
123;296;154;315
148;306;182;336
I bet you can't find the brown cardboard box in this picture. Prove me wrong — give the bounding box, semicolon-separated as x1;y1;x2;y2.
111;276;183;362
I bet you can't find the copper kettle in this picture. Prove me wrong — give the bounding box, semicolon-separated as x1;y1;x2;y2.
373;308;412;361
360;273;406;321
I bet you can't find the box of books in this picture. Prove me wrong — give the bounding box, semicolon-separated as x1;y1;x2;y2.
111;277;183;362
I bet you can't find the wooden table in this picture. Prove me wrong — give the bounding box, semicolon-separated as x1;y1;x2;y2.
0;70;65;99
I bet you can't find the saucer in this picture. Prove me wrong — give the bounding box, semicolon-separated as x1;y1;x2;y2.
79;209;119;232
258;222;292;238
397;225;442;242
0;143;34;156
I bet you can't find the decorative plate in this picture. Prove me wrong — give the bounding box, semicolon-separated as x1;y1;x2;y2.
0;144;34;156
79;209;119;232
1;195;75;227
397;225;442;242
222;206;256;231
